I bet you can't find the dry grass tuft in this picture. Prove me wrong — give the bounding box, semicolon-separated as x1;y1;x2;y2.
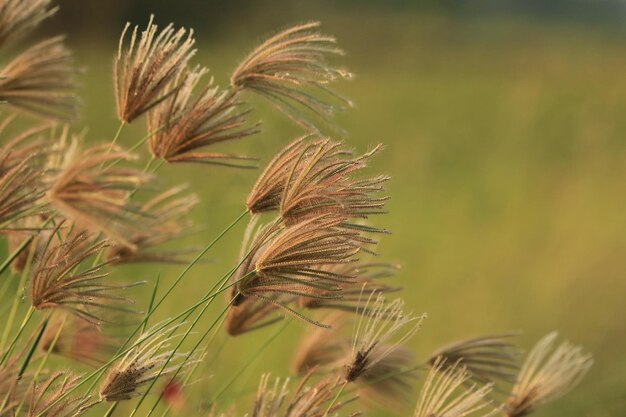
428;333;520;386
503;332;593;417
114;15;196;123
99;323;197;402
0;36;79;121
251;372;360;417
147;66;260;165
29;222;140;324
231;21;352;129
46;132;150;249
413;358;493;417
345;295;425;384
0;0;57;49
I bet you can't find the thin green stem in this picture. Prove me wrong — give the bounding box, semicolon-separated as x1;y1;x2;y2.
323;380;348;417
142;209;248;323
103;402;118;417
209;320;290;406
0;306;35;365
109;122;126;152
0;228;37;278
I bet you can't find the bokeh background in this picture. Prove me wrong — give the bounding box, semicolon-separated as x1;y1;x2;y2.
6;0;626;416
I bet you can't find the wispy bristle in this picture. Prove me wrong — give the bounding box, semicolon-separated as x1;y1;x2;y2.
29;222;139;324
428;333;521;386
0;36;80;121
231;21;352;129
246;136;311;214
147;66;260;166
0;0;57;49
114;15;196;123
503;332;592;417
413;358;493;417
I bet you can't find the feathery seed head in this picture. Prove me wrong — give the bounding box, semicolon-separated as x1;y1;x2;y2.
232;214;364;310
246;136;312;214
115;15;196;123
252;373;360;417
428;333;521;386
355;344;418;407
247;136;388;228
147;66;260;165
224;296;284;336
345;294;425;384
29;222;139;324
0;120;51;232
0;0;57;49
99;323;197;402
413;358;493;417
0;36;80;121
503;332;592;417
26;372;94;417
46;132;151;250
231;21;352;129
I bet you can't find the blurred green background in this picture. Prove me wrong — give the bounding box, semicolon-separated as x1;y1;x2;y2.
7;0;626;416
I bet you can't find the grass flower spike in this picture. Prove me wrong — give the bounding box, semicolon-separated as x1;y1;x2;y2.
504;332;592;417
0;36;79;121
413;358;493;417
428;333;520;386
345;295;425;383
231;22;352;129
30;222;139;324
0;0;56;49
147;66;260;165
99;323;197;401
115;15;196;123
46;132;150;249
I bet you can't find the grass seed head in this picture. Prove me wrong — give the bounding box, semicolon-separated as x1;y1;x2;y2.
0;36;80;121
345;295;425;384
231;21;352;129
46;131;151;250
147;66;260;165
251;373;360;417
428;333;521;387
99;323;197;402
26;372;94;417
29;222;138;324
0;0;57;49
413;358;493;417
504;332;592;417
114;15;196;123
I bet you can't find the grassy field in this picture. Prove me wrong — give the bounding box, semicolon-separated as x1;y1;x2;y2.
3;7;625;417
